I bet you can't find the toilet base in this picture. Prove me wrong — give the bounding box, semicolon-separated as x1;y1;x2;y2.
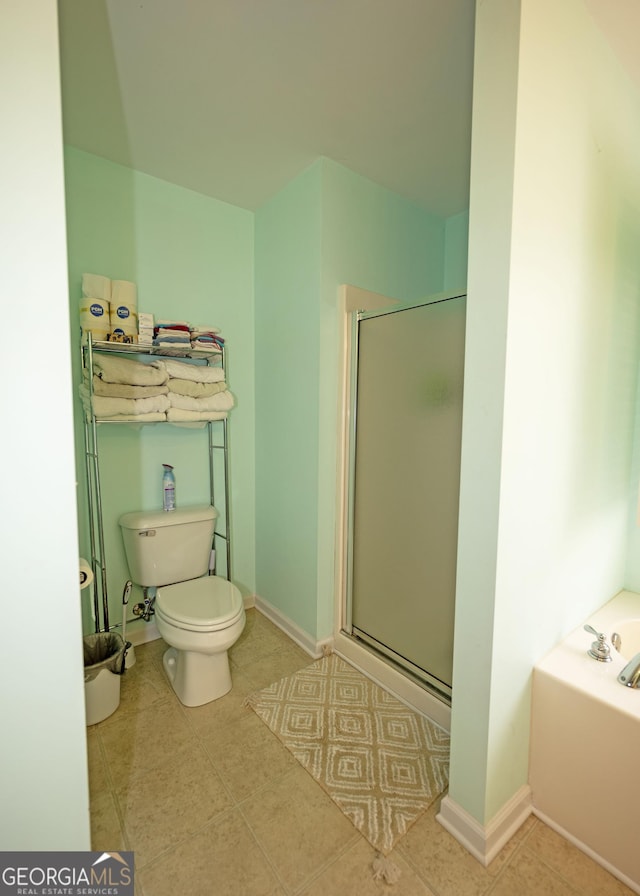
162;646;232;707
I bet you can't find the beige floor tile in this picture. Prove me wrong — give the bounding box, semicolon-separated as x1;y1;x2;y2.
242;644;315;692
525;822;636;895
240;763;361;893
116;743;234;868
86;729;111;798
488;847;580;896
299;837;438;895
230;612;293;668
181;665;256;733
201;708;298;802
130;635;168;662
137;808;279;896
116;644;173;714
89;614;630;896
90;790;127;852
98;697;194;785
397;803;496;896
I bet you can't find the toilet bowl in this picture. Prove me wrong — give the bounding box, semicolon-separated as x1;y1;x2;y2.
155;574;245;707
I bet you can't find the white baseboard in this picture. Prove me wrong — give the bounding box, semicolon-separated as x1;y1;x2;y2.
253;594;332;658
437;786;532;867
126;620;160;646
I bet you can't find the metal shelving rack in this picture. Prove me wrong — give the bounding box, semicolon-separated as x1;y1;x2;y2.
81;335;232;634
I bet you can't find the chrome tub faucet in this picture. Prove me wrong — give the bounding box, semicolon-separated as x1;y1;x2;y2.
617;653;640;688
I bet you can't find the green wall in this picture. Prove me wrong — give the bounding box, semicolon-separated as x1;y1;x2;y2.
65;145;464;650
64;148;255;634
255;157;448;640
450;0;640;827
254;163;323;637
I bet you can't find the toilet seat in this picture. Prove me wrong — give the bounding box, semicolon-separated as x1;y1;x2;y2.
156;576;243;632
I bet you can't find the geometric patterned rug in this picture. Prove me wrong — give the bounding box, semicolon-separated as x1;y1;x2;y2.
246;653;450;855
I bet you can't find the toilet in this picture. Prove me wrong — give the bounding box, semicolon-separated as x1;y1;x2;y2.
118;505;245;706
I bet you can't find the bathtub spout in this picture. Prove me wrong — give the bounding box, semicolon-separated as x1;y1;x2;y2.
617;652;640;688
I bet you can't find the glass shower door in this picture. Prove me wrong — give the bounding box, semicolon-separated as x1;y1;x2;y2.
346;293;466;700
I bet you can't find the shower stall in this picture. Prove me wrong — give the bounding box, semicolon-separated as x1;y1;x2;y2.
340;291;466;710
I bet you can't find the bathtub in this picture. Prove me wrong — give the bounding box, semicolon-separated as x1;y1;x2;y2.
530;590;640;893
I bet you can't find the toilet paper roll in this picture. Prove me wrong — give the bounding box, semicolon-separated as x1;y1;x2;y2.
110;303;138;335
82;273;111;301
79;558;94;590
80;298;109;322
80;299;111;339
111;280;137;308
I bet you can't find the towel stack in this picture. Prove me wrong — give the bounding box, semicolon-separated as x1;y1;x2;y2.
190;325;224;355
81;354;234;424
153;319;191;353
163;357;235;423
81;353;170;422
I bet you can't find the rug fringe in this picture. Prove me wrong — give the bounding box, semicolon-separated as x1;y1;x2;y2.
372;853;402;885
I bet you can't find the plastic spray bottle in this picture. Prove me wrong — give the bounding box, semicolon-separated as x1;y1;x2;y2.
162;464;176;512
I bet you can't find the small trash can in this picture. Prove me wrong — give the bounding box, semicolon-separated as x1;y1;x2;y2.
83;632;128;725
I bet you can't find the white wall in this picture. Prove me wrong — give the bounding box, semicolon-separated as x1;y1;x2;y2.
0;0;90;847
449;0;640;829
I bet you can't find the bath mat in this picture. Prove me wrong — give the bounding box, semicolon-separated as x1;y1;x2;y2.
246;653;449;855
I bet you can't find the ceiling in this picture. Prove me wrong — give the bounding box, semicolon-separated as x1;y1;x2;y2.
57;1;640;220
57;0;476;218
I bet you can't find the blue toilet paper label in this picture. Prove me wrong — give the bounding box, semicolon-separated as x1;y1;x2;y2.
116;305;130;320
90;303;104;318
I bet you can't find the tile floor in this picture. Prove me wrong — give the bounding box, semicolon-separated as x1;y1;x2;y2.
88;608;634;896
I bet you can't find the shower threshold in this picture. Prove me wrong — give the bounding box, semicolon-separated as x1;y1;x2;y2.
334;627;452;731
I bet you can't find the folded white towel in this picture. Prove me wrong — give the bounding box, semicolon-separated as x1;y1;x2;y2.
159;358;225;384
156;318;190;328
191;343;223;356
191;324;221;334
168;390;234;412
93;353;168;386
80;384;170;418
167;378;227;398
167;408;227;423
152;344;195;357
90;375;169;399
153;335;191;343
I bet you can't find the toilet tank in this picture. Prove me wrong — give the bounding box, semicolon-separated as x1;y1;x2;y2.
118;505;217;587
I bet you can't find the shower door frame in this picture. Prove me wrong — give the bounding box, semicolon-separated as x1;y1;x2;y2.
334;287;466;727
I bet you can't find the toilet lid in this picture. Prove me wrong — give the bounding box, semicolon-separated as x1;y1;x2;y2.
156;576;243;631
